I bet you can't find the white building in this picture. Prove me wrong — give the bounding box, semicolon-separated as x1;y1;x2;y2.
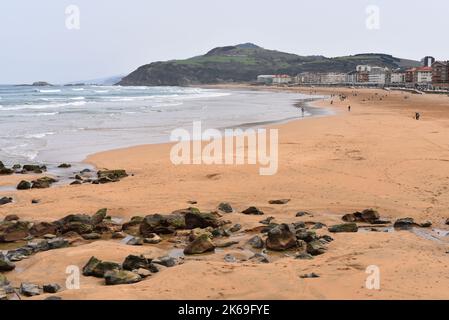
257;75;275;84
390;72;406;84
416;67;433;84
296;72;321;84
368;66;390;85
356;65;372;73
272;75;292;84
320;73;347;84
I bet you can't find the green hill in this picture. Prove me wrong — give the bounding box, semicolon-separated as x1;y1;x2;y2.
118;43;420;86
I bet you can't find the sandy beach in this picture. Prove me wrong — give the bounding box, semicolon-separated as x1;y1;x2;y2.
2;85;449;299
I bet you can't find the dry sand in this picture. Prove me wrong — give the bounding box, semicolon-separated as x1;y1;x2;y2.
1;85;449;299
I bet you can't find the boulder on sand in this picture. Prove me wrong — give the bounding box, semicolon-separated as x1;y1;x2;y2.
43;283;61;294
217;202;233;213
0;197;13;205
242;206;264;215
266;223;297;251
95;170;128;184
342;209;386;224
184;211;220;229
17;180;32;190
393;218;417;230
306;240;327;256
0;167;13;175
29;222;58;237
0;255;15;272
3;214;19;222
31;177;57;189
91;208;107;225
248;235;264;249
139;214;185;236
20;283;41;297
122;255;151;271
82;256;121;278
0;220;30;242
184;234;215;255
268;199;290;205
328;223;358;233
104;270;141;285
22;164;46;173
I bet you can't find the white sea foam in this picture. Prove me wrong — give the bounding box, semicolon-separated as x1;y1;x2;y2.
37;89;61;93
24;132;56;139
72;88;85;91
16;112;59;117
0;101;87;111
2;144;38;161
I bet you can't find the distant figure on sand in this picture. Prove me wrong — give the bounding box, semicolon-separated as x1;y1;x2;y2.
415;112;420;120
348;105;351;112
301;107;305;117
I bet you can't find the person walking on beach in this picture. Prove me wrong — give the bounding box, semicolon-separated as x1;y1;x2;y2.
301;107;305;117
415;112;420;120
348;105;351;112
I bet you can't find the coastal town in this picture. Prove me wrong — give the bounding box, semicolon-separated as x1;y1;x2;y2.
257;56;449;91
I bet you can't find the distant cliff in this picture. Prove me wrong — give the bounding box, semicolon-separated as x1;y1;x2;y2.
118;43;420;86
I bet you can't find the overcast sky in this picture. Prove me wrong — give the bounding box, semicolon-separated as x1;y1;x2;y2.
1;0;448;84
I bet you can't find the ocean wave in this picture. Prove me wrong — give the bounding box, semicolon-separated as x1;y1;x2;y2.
2;144;38;161
94;90;109;93
24;132;56;139
37;89;61;93
72;88;85;91
70;97;85;100
16;112;59;117
0;101;87;111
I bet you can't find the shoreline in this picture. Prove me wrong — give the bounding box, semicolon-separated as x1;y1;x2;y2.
2;85;449;300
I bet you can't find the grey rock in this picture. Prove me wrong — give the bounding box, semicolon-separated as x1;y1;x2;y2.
328;223;358;233
295;253;314;260
224;254;237;263
184;234;215;255
82;256;121;278
393;218;416;230
122;255;151;271
126;236;143;246
266;223;297;251
259;217;275;225
47;238;69;249
0;197;13;205
0;256;15;271
17;180;32;190
153;256;177;268
306;240;327;256
296;211;312;217
43;283;61;294
250;253;270;263
20;283;41;297
104;270;142;285
229;224;242;233
82;233;102;240
242;207;264;215
248;235;264;249
268;199;290;205
299;272;320;278
218;202;233;213
143;233;161;244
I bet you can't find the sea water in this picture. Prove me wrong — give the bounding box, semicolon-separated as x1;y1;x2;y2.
0;85;326;165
